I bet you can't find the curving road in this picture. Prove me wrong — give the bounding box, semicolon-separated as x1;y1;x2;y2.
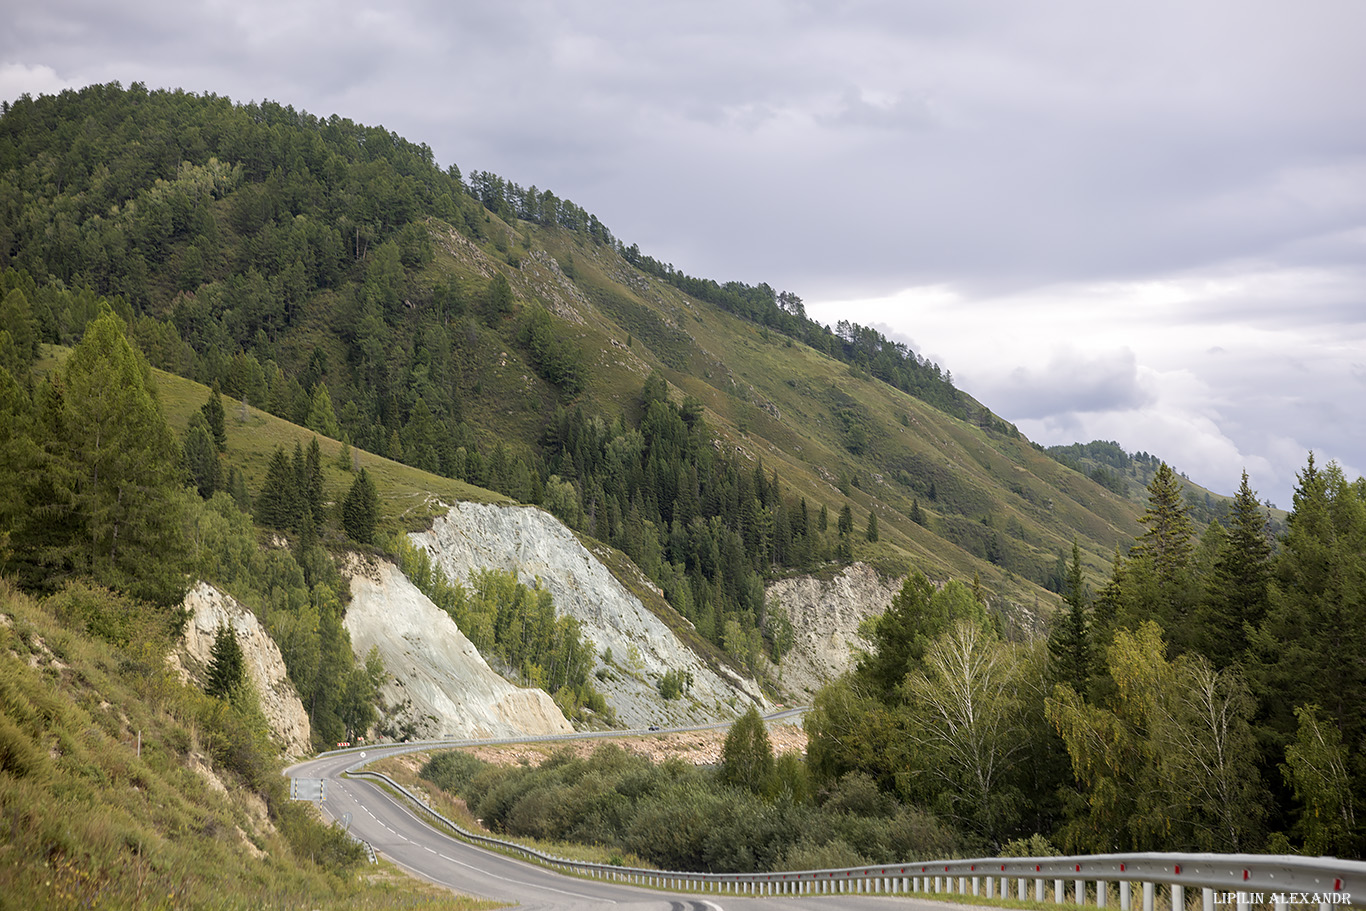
285;717;964;910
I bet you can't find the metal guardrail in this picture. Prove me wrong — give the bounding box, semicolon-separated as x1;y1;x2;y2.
347;769;1365;908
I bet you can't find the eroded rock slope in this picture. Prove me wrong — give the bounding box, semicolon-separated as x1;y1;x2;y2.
410;503;766;728
346;559;573;740
176;582;313;758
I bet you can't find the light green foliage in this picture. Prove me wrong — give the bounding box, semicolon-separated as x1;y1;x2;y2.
431;739;956;874
720;705;774;794
905;619;1021;849
1046;621;1264;852
1284;703;1357;856
304;381;341;438
389;536;607;721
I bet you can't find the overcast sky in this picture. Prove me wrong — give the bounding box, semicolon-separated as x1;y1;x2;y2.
5;0;1364;508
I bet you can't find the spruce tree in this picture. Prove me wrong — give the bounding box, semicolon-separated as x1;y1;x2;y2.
201;386;227;451
1198;470;1272;668
342;468;379;545
206;624;245;699
1048;540;1092;692
865;509;879;542
255;447;301;531
183;415;221;499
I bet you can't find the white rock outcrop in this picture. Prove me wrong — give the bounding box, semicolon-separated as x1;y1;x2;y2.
766;563;902;699
346;559;573;740
411;503;766;728
179;582;313;758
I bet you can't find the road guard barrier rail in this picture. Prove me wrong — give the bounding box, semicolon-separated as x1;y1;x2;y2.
346;769;1365;908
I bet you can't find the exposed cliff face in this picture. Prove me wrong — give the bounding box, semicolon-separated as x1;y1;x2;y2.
766;563;902;700
345;559;573;740
409;503;766;729
176;582;313;758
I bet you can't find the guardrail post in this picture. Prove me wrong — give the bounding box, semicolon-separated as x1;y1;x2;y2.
1099;879;1108;907
1036;877;1045;902
1056;878;1065;903
973;875;981;895
1019;877;1027;901
1143;880;1154;911
1121;880;1132;910
1172;883;1185;911
1202;887;1214;911
1235;892;1248;911
1076;878;1086;905
1001;875;1009;898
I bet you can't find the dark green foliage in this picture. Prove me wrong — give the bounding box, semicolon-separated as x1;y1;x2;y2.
865;510;879;542
342;468;379;544
720;705;774;794
1047;540;1091;693
255;446;302;530
201;386;227;450
423;741;958;873
484;273;513;325
657;668;692;700
5;308;190;606
1197;470;1271;668
183;413;221;498
189;492;378;749
854;573;988;697
538;380;826;660
518;303;585;393
206;624;245;699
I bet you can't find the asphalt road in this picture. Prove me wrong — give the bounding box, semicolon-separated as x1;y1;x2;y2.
285;719;965;910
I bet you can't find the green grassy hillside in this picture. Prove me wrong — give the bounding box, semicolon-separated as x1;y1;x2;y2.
0;578;491;911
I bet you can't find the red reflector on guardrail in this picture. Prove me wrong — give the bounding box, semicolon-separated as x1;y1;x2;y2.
1243;870;1250;881
1335;879;1343;891
1174;866;1181;875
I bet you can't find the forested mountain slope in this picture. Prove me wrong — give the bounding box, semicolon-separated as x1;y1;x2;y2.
0;82;1162;646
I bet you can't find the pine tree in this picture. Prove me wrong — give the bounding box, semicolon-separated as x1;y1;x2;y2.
865;509;879;542
837;504;853;536
342;468;379;545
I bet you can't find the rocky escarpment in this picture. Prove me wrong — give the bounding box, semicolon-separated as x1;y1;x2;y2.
346;559;573;740
766;563;903;699
410;503;767;729
175;582;313;758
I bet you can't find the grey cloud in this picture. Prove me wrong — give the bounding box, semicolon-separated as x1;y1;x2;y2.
982;349;1152;421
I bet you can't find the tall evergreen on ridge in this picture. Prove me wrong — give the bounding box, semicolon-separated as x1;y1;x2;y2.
1048;539;1092;693
1197;470;1272;669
